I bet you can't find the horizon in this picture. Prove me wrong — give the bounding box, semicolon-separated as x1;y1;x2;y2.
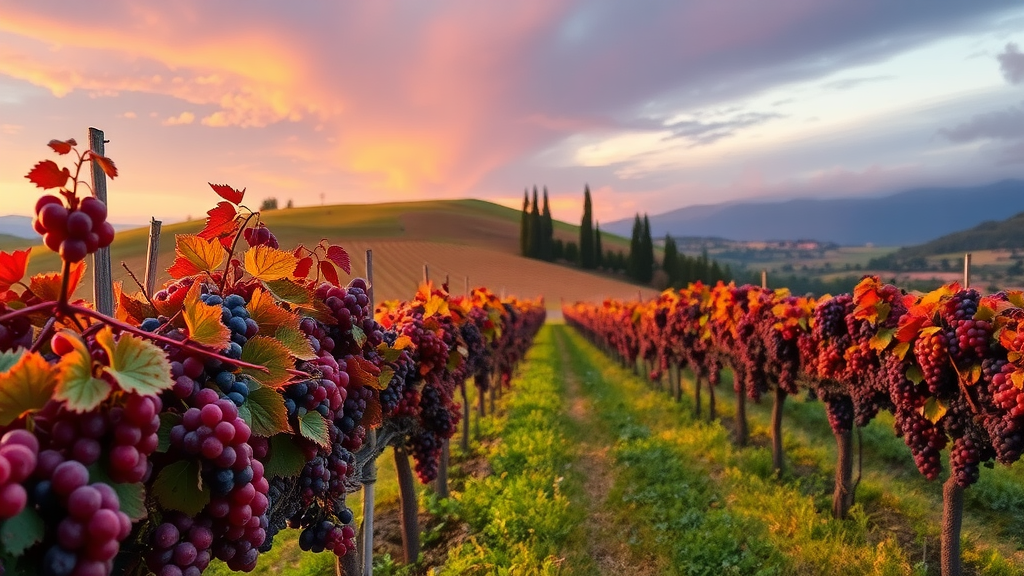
2;2;1024;225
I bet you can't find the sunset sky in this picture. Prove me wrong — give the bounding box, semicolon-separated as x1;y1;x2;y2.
2;1;1024;226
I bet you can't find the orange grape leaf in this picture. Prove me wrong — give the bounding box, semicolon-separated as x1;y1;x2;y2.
244;246;297;282
325;245;351;275
90;154;117;179
319;260;339;286
95;327;173;396
348;356;383;390
26;160;70;190
363;391;382;428
182;282;230;349
0;349;57;426
29;260;85;301
47;139;75;155
246;288;298;333
167;235;224;279
275;327;316;361
240;336;294;389
208;183;245;205
393;335;414;350
197;202;239;241
293;257;313;280
0;249;30;292
113;282;156;325
153;282;189;319
55;330;112;412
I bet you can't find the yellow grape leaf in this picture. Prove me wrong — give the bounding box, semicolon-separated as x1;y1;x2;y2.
1012;371;1024;390
244;246;298;282
423;294;449;318
95;327;174;396
240;336;294;389
968;364;982;386
0;349;57;426
246;288;298;333
275;327;316;361
55;330;112;412
921;397;947;424
869;328;894;352
393;335;414;350
167;235;224;278
893;341;910;361
262;279;312;306
182;282;231;349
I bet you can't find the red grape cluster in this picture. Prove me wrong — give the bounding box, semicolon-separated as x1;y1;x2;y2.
242;223;279;249
33;196;115;263
0;430;38;519
146;512;215;576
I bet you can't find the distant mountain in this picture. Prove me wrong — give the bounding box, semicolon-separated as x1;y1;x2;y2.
605;180;1024;247
868;210;1024;270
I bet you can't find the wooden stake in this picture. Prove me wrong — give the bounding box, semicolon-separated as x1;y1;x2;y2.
144;218;162;297
89;127;113;315
361;250;376;576
963;253;972;289
761;270;768;290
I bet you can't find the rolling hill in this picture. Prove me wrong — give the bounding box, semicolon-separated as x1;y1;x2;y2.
15;199;651;313
605;179;1024;246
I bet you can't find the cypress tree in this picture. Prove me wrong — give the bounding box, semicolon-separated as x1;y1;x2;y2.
541;187;554;261
530;186;542;259
640;214;654;283
627;213;642;280
663;234;679;287
594;223;603;268
580;185;594;268
520;189;530;257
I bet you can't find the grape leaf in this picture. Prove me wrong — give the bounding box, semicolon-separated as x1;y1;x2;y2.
54;330;111;412
152;460;209;516
242;384;291;436
298;411;330;448
0;350;57;426
348;355;384;390
263;279;312;306
90;154;117;179
246;288;299;333
209;183;245;205
424;294;449;317
95;327;174;396
869;328;894;352
47;138;75;155
326;245;351;274
153;281;189;320
167;235;224;279
393;335;414;350
921;397;947;424
294;256;313;280
351;325;367;349
906;365;925;385
275;327;316;361
378;366;395;390
264;434;307;479
1012;371;1024;390
244;246;297;282
113;282;156;325
110;481;146;521
25;160;69;189
0;249;30;292
319;260;339;286
0;349;21;373
363;392;382;428
240;337;294;388
0;507;43;555
29;260;85;301
157;413;182;453
182;282;231;350
198;201;239;241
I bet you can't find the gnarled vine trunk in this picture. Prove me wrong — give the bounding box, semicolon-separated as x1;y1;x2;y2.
394;446;419;564
832;429;854;519
941;476;964;576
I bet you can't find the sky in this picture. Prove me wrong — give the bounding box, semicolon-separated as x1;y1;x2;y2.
2;1;1024;226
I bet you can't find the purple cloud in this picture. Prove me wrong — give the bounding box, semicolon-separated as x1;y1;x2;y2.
998;43;1024;84
940;102;1024;142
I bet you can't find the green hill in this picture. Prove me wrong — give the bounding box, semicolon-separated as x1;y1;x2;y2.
868;211;1024;270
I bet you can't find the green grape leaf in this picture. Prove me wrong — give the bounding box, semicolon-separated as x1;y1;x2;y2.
0;507;44;555
298;411;330;449
152;460;209;516
240;336;294;389
264;434;307;479
157;413;182;453
54;331;111;412
243;383;291;437
95;327;173;396
275;327;316;361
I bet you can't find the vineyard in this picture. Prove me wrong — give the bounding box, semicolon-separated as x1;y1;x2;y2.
1;135;1023;576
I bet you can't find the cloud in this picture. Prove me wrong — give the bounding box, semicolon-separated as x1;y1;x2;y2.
121;111;136;119
821;75;893;91
0;124;20;135
939;102;1024;142
998;42;1024;84
162;111;195;126
667;111;784;146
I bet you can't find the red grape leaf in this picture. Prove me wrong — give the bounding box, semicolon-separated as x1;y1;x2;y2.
326;245;351;274
275;327;316;361
55;330;112;412
95;326;174;396
241;384;291;437
293;257;313;280
264;434;306;479
153;281;189;319
246;288;299;334
0;249;30;292
113;282;156;325
90;154;118;179
0;349;57;426
297;411;330;449
47;138;75;155
25;160;70;190
244;246;297;282
348;355;383;390
182;282;231;350
152;460;209;516
28;260;85;302
319;260;339;286
240;336;294;389
167;235;224;279
208;183;245;205
198;201;239;241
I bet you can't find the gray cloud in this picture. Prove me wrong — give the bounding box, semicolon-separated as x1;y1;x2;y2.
667;111;784;146
822;75;893;91
940;102;1024;142
998;43;1024;84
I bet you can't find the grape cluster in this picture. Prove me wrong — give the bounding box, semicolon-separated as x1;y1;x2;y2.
204;293;258;360
824;395;854;435
243;223;279;249
33;195;115;263
291;507;356;557
0;302;33;352
914;331;955;396
0;430;38;519
146;512;214;576
941;289;991;364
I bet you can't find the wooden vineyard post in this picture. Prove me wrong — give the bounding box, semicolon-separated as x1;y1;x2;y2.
144;218;162;297
394;446;419;564
462;275;472;450
89;128;113;315
359;250;377;576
